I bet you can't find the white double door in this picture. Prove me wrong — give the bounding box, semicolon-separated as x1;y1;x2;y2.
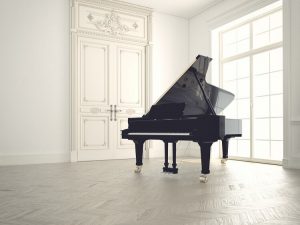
77;37;145;161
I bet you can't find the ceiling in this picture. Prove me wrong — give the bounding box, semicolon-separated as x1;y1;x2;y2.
119;0;224;18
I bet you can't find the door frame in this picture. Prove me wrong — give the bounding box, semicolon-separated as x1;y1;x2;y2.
69;0;152;162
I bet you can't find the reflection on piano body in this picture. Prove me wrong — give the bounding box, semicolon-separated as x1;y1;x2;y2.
121;55;242;182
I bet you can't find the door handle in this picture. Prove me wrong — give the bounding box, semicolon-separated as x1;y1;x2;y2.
113;105;122;121
106;105;113;121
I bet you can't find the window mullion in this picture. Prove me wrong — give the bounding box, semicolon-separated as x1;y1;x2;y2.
221;41;282;64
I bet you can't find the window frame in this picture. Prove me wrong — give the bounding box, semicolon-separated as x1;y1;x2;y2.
218;6;283;164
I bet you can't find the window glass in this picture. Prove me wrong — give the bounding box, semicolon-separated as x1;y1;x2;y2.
220;8;282;161
253;51;269;75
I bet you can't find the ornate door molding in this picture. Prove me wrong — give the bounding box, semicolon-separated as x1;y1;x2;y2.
70;0;152;161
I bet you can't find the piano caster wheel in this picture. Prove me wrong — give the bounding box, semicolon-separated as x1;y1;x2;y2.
221;158;228;164
199;174;208;183
134;165;142;173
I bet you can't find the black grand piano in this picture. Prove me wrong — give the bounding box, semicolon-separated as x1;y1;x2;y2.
122;55;242;182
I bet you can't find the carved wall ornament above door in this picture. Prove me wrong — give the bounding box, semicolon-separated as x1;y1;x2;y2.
87;11;137;35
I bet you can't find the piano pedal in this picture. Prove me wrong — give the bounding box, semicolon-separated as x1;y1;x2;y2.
134;165;142;173
221;158;228;165
163;167;178;174
199;174;208;183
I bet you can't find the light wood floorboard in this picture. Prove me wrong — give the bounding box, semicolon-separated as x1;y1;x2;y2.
0;159;300;225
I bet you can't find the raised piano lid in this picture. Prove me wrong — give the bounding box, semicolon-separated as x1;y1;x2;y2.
153;55;235;116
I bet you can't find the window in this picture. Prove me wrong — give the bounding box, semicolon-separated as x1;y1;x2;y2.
213;2;283;162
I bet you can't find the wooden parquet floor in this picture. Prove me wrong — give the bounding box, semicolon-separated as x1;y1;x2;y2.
0;158;300;225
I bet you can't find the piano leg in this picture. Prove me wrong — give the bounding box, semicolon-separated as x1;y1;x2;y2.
162;141;178;174
221;138;229;164
172;142;178;174
134;140;144;173
198;142;213;183
163;141;169;171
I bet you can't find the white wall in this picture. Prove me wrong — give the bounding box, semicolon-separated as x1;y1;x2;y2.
151;12;189;103
149;12;190;158
0;0;70;165
189;0;300;169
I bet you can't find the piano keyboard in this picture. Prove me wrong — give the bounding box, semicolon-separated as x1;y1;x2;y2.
127;132;190;136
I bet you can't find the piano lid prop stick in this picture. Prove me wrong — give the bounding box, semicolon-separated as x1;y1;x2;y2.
189;67;216;115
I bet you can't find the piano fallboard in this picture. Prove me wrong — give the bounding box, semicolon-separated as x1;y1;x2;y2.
122;115;228;142
123;117;241;142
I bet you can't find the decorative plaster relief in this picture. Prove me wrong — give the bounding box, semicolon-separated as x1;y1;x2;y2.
87;11;137;36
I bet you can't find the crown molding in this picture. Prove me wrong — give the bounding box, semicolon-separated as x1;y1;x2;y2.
206;0;279;29
190;0;225;19
72;0;152;15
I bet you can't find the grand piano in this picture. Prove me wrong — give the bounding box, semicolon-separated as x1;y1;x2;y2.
122;55;242;182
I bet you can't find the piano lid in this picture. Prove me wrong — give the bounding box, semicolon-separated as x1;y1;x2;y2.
154;55;235;116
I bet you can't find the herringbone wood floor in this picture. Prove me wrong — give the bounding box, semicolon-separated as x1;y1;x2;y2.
0;158;300;225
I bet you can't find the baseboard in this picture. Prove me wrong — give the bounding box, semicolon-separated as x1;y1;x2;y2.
70;151;77;162
0;152;70;166
283;158;300;169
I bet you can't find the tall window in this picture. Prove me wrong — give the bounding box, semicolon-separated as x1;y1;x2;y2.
216;3;283;162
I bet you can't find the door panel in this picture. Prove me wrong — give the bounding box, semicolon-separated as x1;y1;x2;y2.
79;38;109;106
120;50;140;104
81;116;109;150
77;37;113;161
77;38;145;161
117;45;145;109
114;44;145;155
